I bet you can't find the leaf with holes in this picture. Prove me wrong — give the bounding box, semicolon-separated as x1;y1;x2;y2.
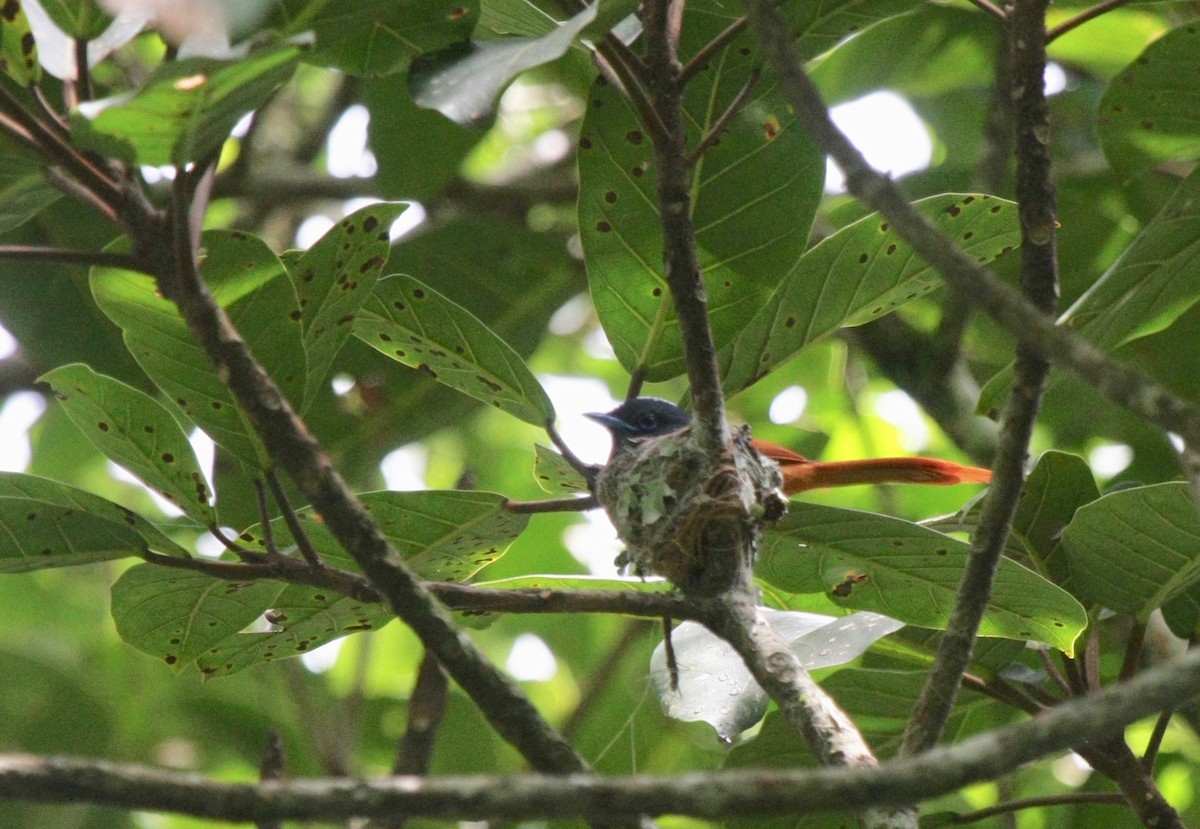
578;9;825;382
71;44;300;165
270;0;477;77
1062;483;1200;620
0;496;149;572
111;564;284;673
41;364;215;524
92;231;302;466
0;0;39;85
0;472;187;557
649;608;904;739
237;490;527;582
287;202;408;408
759;503;1086;654
1098;23;1200;174
411;3;596;127
355;275;554;426
196;585;393;677
533;444;590;494
978;166;1200;416
720;194;1020;395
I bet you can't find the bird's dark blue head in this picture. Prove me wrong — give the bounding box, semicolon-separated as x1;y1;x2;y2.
585;398;692;442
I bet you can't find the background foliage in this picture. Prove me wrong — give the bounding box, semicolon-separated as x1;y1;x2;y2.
2;0;1200;827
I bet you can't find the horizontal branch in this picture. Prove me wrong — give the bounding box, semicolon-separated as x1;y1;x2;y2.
0;245;148;272
3;645;1199;822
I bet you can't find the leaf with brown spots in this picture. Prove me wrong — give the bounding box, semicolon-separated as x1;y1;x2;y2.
0;472;187;559
0;494;148;573
41;364;216;524
111;564;284;674
285;201;408;409
1097;23;1200;175
533;444;589;494
0;0;38;85
92;231;300;467
758;503;1085;654
719;194;1019;396
355;275;554;425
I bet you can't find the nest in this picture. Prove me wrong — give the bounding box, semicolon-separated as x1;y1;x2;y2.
593;425;787;595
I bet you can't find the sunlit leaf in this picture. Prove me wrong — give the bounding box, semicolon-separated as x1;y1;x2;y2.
92;231;301;467
355;275;555;426
721;194;1019;395
759;503;1086;654
579;7;824;381
71;44;300;165
649;608;903;739
1062;482;1200;620
287;201;408;408
111;564;283;673
41;363;215;524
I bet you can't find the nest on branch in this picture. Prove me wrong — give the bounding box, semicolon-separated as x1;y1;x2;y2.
593;425;787;595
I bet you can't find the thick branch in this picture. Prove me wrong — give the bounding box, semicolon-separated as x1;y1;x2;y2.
902;0;1059;756
3;644;1199;821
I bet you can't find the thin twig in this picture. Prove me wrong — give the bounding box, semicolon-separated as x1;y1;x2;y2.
0;245;147;272
207;523;262;563
253;478;279;555
686;69;760;166
1141;709;1173;771
265;469;326;568
1046;0;1134;43
546;420;595;479
73;38;94;103
950;792;1125;825
505;494;598;513
1119;621;1146;682
968;0;1009;22
680;16;748;84
1039;648;1073;695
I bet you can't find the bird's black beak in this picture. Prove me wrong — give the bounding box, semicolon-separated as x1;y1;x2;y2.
584;411;625;432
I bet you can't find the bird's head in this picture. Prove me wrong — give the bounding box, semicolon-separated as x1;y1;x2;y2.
585;397;692;443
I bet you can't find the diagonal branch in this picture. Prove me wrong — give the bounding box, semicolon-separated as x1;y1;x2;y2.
902;0;1059;757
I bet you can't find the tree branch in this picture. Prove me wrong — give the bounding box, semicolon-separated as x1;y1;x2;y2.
740;0;1200;459
902;0;1059;756
1045;0;1134;43
3;644;1198;822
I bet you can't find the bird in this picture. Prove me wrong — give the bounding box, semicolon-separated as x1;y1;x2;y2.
585;397;992;496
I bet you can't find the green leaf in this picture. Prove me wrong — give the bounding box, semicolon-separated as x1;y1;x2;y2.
111;564;284;673
0;471;188;557
195;585;393;677
0;137;61;234
979;166;1200;415
239;491;528;582
720;194;1020;395
1011;451;1099;584
355;275;555;426
0;0;39;85
579;9;825;381
40;364;215;524
71;44;300;165
783;0;923;63
649;609;903;739
533;444;590;494
758;503;1087;654
272;0;477;77
92;230;301;467
1098;23;1200;174
0;495;147;573
1061;483;1200;620
35;0;114;39
287;202;408;408
411;3;596;127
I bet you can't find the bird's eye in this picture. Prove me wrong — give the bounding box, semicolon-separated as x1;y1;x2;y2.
639;414;658;430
